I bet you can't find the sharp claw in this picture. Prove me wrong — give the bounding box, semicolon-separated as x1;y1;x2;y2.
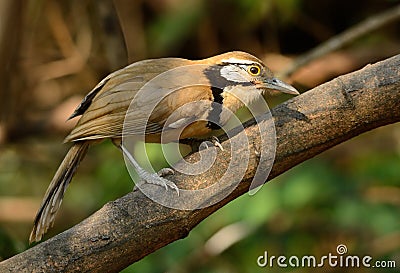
199;136;224;151
161;178;168;191
145;173;180;195
157;167;175;177
162;177;179;196
170;182;180;196
199;141;210;151
211;136;224;151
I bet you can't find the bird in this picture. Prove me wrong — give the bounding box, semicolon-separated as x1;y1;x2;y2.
29;51;299;243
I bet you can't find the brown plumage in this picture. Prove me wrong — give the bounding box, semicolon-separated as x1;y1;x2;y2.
30;51;298;243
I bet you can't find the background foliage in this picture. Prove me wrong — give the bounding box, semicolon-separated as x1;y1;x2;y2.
0;0;399;272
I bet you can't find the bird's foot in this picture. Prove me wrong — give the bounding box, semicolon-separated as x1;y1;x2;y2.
137;169;179;195
180;136;224;152
199;136;224;151
211;136;224;151
120;144;179;195
157;167;175;177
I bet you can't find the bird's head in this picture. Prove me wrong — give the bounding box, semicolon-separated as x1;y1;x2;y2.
203;51;299;95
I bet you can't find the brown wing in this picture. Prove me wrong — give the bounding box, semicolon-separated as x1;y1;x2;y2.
120;82;215;143
64;58;195;142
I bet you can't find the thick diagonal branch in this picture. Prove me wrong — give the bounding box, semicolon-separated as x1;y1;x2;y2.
1;54;399;273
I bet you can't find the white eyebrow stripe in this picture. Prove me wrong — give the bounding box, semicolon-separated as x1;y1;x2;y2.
220;65;248;83
221;58;257;65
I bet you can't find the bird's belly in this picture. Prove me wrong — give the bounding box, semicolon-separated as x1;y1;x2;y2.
180;121;212;139
144;120;212;143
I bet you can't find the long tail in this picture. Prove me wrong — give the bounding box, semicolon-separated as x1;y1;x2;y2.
29;141;89;243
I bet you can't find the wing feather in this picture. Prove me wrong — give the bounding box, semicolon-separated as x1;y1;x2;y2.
65;58;193;142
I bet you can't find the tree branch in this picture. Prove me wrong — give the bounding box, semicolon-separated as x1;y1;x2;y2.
1;54;399;273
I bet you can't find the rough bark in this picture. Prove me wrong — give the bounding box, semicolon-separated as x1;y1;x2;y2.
1;54;399;273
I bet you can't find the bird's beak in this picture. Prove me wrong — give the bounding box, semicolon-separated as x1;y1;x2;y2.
261;78;299;95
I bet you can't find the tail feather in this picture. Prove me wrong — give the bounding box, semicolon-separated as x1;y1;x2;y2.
29;141;89;243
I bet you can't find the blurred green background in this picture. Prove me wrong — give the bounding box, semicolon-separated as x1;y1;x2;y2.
0;0;399;272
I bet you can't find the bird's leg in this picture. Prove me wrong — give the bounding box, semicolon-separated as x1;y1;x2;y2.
120;145;179;195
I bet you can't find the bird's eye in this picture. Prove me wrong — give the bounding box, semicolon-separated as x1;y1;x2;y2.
248;65;261;76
